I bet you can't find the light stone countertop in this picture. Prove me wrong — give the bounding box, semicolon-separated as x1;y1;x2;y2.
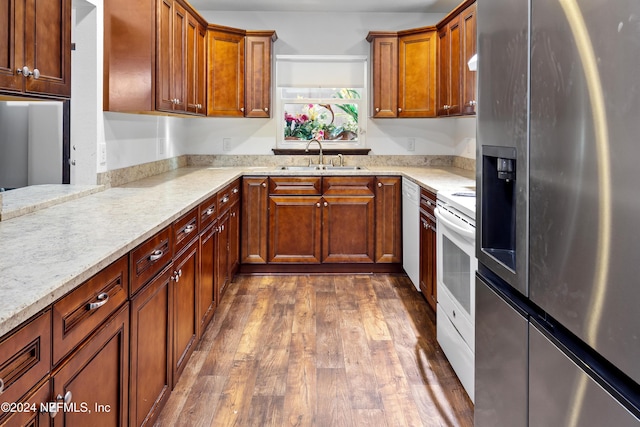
0;165;474;336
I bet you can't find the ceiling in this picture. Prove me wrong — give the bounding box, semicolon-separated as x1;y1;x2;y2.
188;0;462;14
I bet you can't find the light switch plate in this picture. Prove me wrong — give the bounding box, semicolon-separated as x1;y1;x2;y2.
408;138;415;151
223;138;231;152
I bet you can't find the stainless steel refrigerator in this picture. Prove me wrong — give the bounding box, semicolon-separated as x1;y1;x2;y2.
475;0;640;424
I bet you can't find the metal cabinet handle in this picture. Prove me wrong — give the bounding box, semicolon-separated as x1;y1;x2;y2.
221;196;230;204
469;100;477;106
233;188;239;194
323;201;328;207
261;182;267;188
184;224;196;234
316;202;321;208
173;269;182;283
375;107;380;112
426;200;433;206
17;66;32;77
206;208;214;216
264;107;269;112
378;182;383;188
47;391;73;418
240;107;244;112
87;293;109;311
398;107;402;112
32;68;40;79
149;249;163;262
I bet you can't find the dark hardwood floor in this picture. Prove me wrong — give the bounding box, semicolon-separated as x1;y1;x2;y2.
154;274;473;426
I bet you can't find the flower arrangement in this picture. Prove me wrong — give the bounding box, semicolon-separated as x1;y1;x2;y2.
284;99;358;141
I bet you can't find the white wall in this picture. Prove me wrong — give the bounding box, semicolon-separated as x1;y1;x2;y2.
186;10;477;158
67;4;476;181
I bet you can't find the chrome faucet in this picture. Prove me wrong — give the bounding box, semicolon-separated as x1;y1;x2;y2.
305;138;324;165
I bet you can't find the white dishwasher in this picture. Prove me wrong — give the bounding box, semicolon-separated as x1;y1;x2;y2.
402;178;420;291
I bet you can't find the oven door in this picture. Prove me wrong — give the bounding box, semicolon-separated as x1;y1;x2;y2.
435;205;477;351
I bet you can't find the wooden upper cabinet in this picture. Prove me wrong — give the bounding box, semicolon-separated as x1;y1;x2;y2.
104;0;206;115
245;31;276;118
461;2;477;115
207;25;245;117
186;17;207;115
367;33;398;118
398;28;437;118
157;0;188;113
437;0;476;116
0;0;71;98
437;15;462;116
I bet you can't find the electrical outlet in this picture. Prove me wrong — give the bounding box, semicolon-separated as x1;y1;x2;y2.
98;144;107;165
407;138;415;151
223;138;231;152
157;138;166;156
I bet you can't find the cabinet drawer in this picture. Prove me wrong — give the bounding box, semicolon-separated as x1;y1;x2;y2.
269;177;321;195
0;311;51;421
174;208;199;256
0;378;49;426
218;180;240;214
130;226;173;295
52;255;128;365
322;176;375;196
420;188;437;215
199;192;218;230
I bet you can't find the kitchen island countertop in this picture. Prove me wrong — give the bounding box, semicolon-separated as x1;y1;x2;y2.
0;165;474;336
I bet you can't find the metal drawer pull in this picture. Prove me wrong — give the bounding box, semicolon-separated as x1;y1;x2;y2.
184;224;196;234
221;196;230;204
149;249;164;262
378;182;383;187
206;208;214;216
316;202;321;208
233;188;239;194
261;182;267;188
87;293;109;311
324;201;328;207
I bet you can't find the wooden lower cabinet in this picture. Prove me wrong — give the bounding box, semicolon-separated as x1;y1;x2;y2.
420;188;437;311
228;200;240;277
129;267;172;427
51;303;129;427
198;222;217;338
322;195;375;263
375;177;402;263
216;210;230;301
171;241;198;386
0;379;50;427
241;177;268;264
268;195;322;263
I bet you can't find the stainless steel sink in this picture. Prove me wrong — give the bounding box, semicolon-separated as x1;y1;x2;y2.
323;165;364;170
278;165;365;171
278;165;323;171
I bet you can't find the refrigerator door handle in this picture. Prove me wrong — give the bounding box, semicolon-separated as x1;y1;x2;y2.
435;206;475;239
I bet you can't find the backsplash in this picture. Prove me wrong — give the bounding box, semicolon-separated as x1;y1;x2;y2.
97;154;475;187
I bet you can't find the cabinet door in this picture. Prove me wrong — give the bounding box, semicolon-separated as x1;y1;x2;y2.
216;211;230;301
207;28;245;116
23;0;71;97
461;3;477;115
171;240;198;386
198;223;217;338
420;213;437;312
398;31;437;118
369;35;398;118
52;304;129;427
157;0;186;112
375;177;402;263
438;16;462;116
186;15;206;115
244;34;273;118
0;379;49;427
0;0;24;93
129;267;172;427
228;200;240;277
241;177;268;264
322;196;375;263
268;195;322;263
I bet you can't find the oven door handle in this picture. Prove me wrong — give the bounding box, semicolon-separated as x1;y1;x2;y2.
434;206;475;239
